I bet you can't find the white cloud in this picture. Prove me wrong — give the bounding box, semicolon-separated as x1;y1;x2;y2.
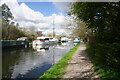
20;3;44;22
52;2;70;13
1;0;73;35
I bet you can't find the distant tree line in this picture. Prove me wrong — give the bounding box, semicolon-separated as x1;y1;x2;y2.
1;4;26;40
1;4;35;41
69;2;120;79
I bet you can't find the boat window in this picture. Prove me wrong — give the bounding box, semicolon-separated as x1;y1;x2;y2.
45;38;49;40
39;39;44;41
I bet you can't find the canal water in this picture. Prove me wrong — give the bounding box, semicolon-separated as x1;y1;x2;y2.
2;42;74;79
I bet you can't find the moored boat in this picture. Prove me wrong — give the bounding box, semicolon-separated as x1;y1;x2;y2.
73;38;80;43
61;37;68;42
32;37;58;46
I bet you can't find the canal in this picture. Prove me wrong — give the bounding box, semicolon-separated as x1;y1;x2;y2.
2;42;74;79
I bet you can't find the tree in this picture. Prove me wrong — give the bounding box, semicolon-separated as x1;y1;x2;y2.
71;21;88;40
45;32;56;37
1;4;26;40
66;14;89;41
70;2;120;43
69;2;120;76
1;4;13;21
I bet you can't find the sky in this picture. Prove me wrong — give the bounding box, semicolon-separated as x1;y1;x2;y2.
1;0;74;35
18;2;63;16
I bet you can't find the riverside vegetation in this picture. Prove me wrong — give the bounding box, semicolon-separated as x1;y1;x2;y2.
1;4;35;41
86;43;120;79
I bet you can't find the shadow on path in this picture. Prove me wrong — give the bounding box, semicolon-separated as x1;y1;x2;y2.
62;44;100;80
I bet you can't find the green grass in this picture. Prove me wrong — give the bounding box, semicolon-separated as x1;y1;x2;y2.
85;43;120;80
38;43;80;80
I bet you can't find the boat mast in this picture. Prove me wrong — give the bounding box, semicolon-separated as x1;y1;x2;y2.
53;15;55;38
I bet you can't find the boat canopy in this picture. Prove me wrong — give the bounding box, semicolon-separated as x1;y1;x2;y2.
37;37;52;40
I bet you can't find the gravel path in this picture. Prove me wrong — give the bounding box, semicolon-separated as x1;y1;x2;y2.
62;43;100;80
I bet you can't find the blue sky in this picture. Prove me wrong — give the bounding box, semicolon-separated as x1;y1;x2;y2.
18;2;65;16
1;0;72;35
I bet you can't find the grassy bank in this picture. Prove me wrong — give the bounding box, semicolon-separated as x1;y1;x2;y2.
39;43;80;79
86;43;120;80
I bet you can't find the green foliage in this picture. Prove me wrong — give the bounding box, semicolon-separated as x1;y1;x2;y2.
86;44;120;79
1;4;13;20
70;2;120;79
39;43;80;79
72;21;88;39
70;2;120;37
70;2;120;30
2;18;26;40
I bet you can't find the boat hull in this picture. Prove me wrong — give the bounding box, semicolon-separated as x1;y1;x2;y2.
32;40;57;46
73;40;80;43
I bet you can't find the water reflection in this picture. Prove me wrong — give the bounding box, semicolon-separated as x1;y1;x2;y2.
32;43;57;52
2;42;74;79
61;42;67;46
74;43;78;46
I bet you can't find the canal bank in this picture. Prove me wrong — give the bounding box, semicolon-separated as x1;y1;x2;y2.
2;40;29;48
39;43;99;80
39;43;80;79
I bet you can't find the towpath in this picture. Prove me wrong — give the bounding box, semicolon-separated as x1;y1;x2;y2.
62;43;100;80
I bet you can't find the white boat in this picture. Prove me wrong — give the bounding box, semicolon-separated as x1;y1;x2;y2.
61;37;68;42
32;37;58;46
32;44;50;51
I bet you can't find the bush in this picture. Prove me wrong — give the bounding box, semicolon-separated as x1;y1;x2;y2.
86;43;120;79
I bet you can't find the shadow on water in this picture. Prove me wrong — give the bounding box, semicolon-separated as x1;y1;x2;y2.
2;42;74;79
16;62;52;78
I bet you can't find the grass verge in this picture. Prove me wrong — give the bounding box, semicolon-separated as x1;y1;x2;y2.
85;43;120;80
38;43;80;80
